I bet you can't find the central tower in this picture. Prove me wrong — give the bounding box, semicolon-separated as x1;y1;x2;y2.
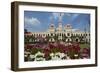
57;13;63;32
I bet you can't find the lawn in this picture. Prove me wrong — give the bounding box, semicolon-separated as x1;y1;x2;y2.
79;43;90;49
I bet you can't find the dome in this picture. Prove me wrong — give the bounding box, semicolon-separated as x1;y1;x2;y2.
51;25;54;27
49;23;55;32
65;24;72;29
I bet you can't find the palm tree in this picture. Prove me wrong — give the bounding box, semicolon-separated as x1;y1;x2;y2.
70;35;76;43
30;35;36;43
24;35;31;44
53;34;59;42
46;35;51;42
62;34;66;42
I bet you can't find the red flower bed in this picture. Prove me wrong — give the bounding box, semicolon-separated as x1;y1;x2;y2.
25;42;90;60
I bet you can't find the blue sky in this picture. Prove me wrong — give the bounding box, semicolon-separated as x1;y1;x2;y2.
24;11;90;32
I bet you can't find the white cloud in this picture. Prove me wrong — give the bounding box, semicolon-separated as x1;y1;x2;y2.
24;17;40;25
72;29;80;32
52;13;59;19
72;14;79;19
52;13;64;19
66;13;79;19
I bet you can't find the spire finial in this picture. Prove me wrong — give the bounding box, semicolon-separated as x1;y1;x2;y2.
59;13;62;22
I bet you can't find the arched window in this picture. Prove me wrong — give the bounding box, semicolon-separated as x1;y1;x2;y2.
60;33;61;36
67;33;70;36
71;34;73;36
39;34;40;36
76;39;78;42
89;34;90;36
51;33;53;36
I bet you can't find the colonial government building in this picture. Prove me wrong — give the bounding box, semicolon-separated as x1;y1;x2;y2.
25;14;90;43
